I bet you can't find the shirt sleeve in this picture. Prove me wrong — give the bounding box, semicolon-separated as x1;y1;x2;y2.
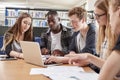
5;42;12;58
40;33;47;48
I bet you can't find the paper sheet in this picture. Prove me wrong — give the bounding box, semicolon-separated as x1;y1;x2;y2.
30;66;98;80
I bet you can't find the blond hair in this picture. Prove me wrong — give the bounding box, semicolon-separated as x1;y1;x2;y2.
109;0;120;12
95;0;117;58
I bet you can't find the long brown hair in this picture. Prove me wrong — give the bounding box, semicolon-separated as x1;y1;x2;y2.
95;0;117;58
1;13;33;51
8;12;33;41
95;0;109;54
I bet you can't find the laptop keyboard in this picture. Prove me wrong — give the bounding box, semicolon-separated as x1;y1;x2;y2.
44;61;57;65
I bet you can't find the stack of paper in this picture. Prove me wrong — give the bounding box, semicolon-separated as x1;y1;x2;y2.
30;66;98;80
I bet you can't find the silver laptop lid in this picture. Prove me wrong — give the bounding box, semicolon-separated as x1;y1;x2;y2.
20;41;45;67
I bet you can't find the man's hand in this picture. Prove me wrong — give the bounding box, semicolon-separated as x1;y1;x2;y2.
41;48;49;55
52;49;64;56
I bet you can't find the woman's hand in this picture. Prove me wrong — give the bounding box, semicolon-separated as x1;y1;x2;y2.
18;54;24;59
69;53;90;66
44;56;69;64
10;51;24;59
44;56;62;64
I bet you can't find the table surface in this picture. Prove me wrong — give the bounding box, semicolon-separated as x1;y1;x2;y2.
0;59;94;80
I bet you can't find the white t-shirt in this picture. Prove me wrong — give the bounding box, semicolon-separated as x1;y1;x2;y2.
77;32;86;52
51;31;62;52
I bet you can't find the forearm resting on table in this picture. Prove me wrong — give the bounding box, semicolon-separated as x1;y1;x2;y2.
60;57;69;63
10;51;23;59
54;57;69;63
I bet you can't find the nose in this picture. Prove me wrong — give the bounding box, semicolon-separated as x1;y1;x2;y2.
94;15;100;20
49;21;54;26
71;23;75;27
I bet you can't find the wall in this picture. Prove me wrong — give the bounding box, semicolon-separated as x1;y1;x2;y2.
86;0;97;11
0;8;5;26
74;0;87;8
74;0;97;11
0;26;48;37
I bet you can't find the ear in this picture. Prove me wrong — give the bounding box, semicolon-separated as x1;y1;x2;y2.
58;17;60;21
58;17;61;24
81;18;85;23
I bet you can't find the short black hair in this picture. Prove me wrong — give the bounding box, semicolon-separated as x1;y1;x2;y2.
46;10;58;17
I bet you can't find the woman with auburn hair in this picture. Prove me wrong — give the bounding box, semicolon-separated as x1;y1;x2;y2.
99;0;120;80
2;12;33;59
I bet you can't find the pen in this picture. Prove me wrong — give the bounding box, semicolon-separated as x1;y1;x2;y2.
69;76;80;80
42;74;53;80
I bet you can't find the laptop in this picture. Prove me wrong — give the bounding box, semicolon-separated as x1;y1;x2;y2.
20;41;51;67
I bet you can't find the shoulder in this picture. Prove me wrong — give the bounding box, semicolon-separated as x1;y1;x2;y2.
4;31;14;40
87;23;96;36
3;31;14;48
73;31;79;36
42;28;50;37
88;23;96;31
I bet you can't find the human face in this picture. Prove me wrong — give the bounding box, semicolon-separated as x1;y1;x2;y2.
21;17;32;33
94;7;107;26
69;14;82;31
47;15;60;30
109;5;120;34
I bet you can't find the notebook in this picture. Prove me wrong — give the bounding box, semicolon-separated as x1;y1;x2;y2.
20;41;54;67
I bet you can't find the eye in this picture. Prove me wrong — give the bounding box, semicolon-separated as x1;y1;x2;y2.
27;23;31;25
47;19;55;23
23;21;31;25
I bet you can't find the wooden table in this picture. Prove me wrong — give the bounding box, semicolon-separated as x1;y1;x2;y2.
0;59;93;80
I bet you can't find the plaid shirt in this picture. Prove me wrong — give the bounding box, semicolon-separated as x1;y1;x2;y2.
41;24;73;55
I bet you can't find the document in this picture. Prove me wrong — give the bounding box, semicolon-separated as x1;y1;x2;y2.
30;66;98;80
30;66;84;75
